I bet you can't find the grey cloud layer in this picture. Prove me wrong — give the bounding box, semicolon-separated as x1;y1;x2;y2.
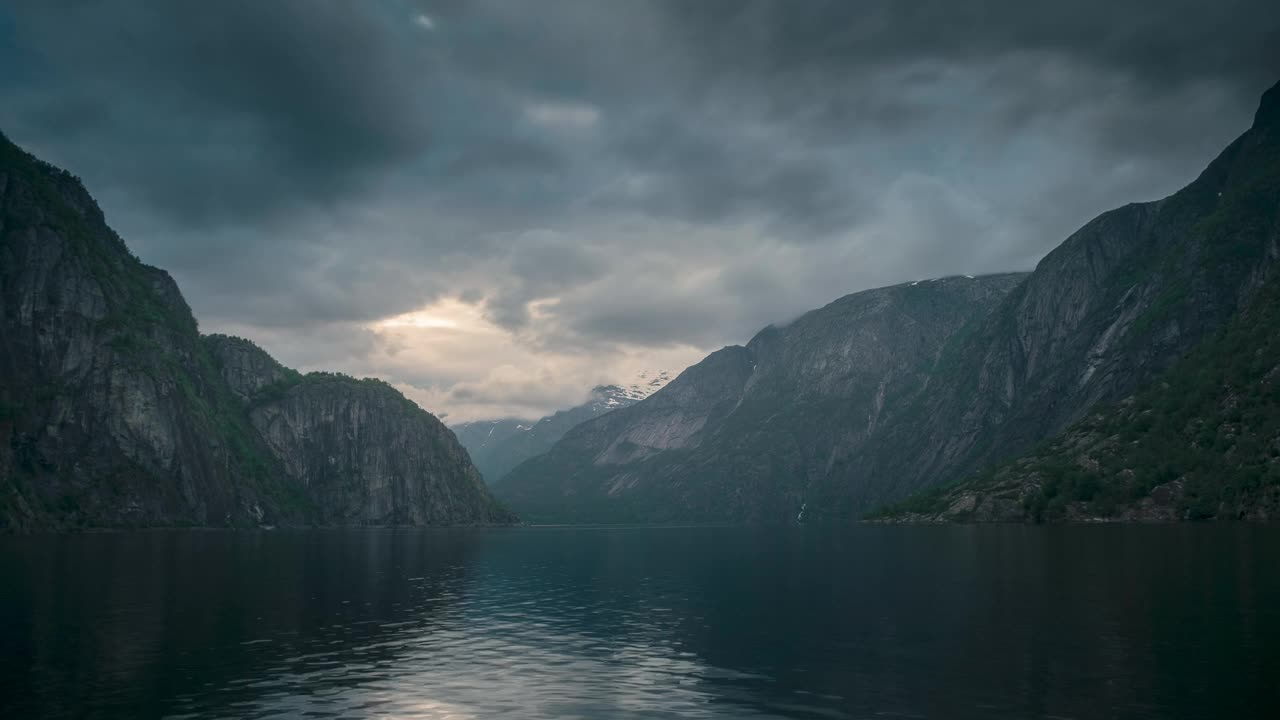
2;0;1277;419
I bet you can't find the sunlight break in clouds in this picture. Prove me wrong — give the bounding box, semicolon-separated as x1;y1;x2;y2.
363;297;702;423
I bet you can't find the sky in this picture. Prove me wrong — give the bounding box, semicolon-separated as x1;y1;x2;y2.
2;1;1278;423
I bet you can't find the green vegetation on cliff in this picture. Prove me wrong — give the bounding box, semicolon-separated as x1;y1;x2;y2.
1;131;300;528
873;266;1280;523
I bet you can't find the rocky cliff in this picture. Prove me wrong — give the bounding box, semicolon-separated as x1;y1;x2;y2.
873;264;1280;523
205;336;512;525
498;275;1027;523
0;132;512;530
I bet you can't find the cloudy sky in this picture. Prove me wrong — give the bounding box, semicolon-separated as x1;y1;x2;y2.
2;1;1278;422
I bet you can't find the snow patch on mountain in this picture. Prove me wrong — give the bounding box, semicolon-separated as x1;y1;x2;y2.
451;369;674;483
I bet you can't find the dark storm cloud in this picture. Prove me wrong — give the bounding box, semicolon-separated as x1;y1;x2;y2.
2;1;448;225
661;0;1280;91
2;0;1278;419
602;115;861;233
443;138;564;179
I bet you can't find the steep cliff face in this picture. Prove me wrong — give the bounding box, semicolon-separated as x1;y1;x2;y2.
498;275;1026;523
0;134;301;530
0;132;513;530
874;265;1280;523
205;336;513;525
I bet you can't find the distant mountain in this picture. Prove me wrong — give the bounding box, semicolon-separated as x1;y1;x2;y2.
500;78;1280;525
454;375;670;484
497;275;1027;523
0;132;513;530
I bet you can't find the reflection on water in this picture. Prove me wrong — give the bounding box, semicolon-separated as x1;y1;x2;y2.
1;525;1278;719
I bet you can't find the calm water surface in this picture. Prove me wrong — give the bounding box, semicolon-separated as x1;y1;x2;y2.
1;524;1277;719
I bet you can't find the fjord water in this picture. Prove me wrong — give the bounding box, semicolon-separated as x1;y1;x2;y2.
1;526;1276;719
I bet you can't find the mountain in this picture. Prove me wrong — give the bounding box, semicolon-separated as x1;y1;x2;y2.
205;336;511;525
497;274;1028;523
500;78;1280;525
453;377;669;484
0;132;513;530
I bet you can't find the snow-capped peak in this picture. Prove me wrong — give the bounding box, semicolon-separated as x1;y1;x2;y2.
588;370;672;409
